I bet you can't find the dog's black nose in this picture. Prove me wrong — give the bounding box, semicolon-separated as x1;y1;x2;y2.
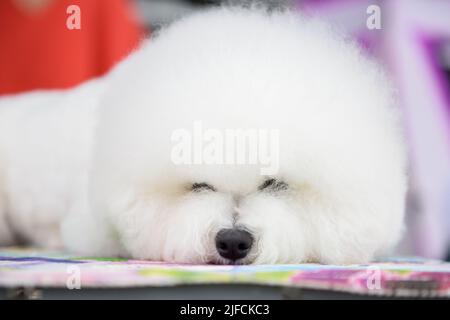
215;229;253;261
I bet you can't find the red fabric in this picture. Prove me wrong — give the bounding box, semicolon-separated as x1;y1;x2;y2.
0;0;146;94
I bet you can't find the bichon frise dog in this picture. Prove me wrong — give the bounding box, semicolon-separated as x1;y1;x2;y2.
0;7;407;264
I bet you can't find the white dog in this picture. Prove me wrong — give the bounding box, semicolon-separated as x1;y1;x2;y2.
0;7;407;264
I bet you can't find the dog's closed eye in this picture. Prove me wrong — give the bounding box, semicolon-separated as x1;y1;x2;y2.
258;178;288;192
191;182;216;192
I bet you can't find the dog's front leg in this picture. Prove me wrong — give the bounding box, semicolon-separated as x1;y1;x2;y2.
61;205;127;258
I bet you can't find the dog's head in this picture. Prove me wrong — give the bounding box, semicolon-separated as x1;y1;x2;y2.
90;8;406;264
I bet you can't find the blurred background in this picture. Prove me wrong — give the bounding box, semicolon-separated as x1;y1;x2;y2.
1;0;450;261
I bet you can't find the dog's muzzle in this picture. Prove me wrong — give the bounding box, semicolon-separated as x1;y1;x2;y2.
215;228;253;262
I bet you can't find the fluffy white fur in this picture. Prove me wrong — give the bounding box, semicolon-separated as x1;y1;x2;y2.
0;7;407;264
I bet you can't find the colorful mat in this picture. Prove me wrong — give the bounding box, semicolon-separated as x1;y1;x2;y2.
1;247;450;297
